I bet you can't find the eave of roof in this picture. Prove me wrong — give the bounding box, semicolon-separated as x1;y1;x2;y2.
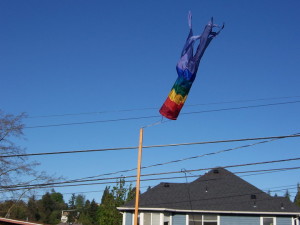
117;207;300;216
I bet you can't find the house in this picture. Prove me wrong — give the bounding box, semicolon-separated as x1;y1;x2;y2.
118;168;300;225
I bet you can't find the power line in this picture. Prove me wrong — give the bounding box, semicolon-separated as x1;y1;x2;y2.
88;133;284;181
5;184;297;201
2;186;151;199
26;95;300;119
1;134;286;190
58;132;300;183
182;100;300;116
186;95;300;107
140;135;283;170
2;157;300;191
43;184;300;197
25;115;158;129
1;133;299;158
24;100;300;129
236;166;300;177
1;186;298;203
2;133;298;191
1;178;299;205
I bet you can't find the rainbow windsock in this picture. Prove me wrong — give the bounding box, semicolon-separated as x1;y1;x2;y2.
159;13;223;120
159;68;195;120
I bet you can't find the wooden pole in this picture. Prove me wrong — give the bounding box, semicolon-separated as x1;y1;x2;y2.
134;128;144;225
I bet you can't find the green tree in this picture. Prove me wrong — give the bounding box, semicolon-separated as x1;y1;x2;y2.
68;194;85;223
77;200;92;225
294;183;300;207
284;189;291;201
12;201;27;220
78;199;99;225
0;201;12;217
27;195;41;222
126;185;136;202
98;186;115;225
98;178;134;225
85;199;91;210
75;194;85;210
100;187;110;204
38;191;66;225
0;200;27;220
50;189;64;204
78;213;93;225
68;193;76;209
38;192;56;224
112;178;127;207
89;199;99;224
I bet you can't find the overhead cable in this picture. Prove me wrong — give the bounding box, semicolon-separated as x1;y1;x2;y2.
27;95;300;119
1;133;299;158
60;132;300;183
25;100;300;129
2;158;300;191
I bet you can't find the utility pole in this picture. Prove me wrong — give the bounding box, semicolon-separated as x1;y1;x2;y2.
134;128;144;225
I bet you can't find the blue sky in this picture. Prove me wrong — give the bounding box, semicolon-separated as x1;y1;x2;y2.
1;0;300;203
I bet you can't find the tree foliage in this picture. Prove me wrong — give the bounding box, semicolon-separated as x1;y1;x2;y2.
77;199;99;225
68;193;76;209
0;179;138;225
284;189;291;201
0;200;27;219
75;194;85;210
27;195;40;222
294;183;300;207
0;190;67;224
39;192;57;224
98;179;135;225
36;190;67;224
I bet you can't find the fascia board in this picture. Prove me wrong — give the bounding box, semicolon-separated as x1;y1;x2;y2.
117;207;300;216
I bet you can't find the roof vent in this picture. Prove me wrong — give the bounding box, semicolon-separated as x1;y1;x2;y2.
251;194;256;199
213;169;219;174
164;183;170;188
281;203;284;210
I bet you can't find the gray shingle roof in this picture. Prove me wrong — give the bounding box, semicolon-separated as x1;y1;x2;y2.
121;168;300;214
